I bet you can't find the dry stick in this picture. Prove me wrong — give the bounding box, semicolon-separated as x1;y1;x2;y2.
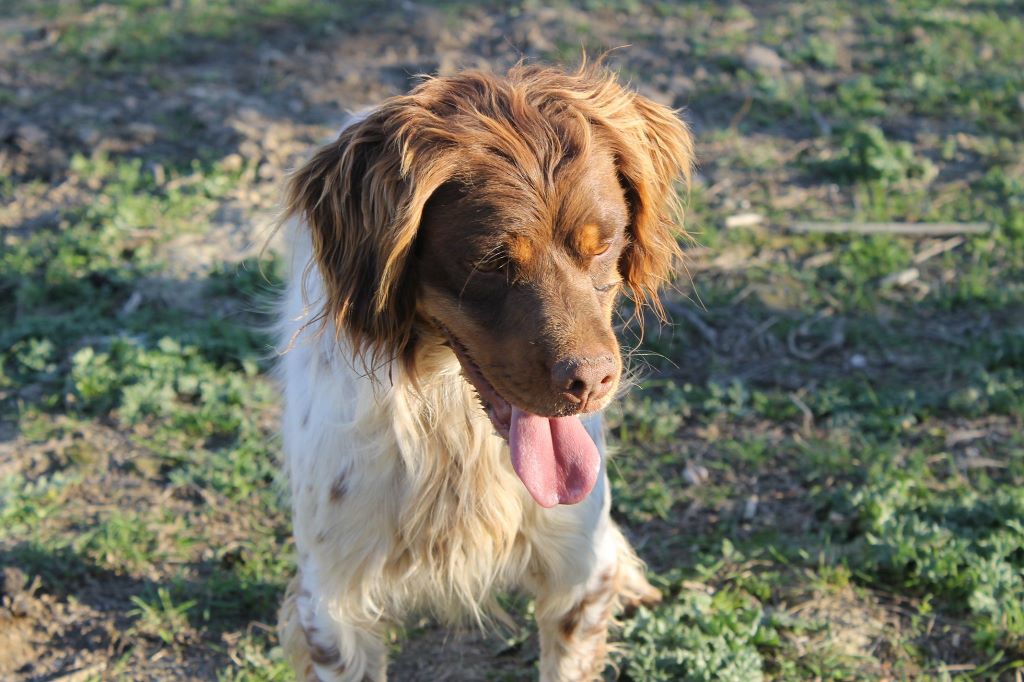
913;235;965;264
787;316;845;361
789;393;814;434
732;315;780;355
665;301;718;345
790;222;989;235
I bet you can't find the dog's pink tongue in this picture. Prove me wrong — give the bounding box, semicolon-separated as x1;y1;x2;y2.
509;406;601;508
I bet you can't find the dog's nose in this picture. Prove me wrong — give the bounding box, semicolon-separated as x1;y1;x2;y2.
551;354;617;409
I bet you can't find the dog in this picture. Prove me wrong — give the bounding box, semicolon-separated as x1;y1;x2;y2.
275;62;693;681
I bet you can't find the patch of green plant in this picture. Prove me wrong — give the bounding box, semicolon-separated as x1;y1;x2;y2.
947;368;1024;418
74;510;162;574
865;5;1024;135
29;0;373;67
620;588;776;682
830;76;887;120
1;151;242;376
617;539;855;682
216;633;292;681
68;334;279;501
0;542;92;593
207;256;284;300
192;542;290;631
792;35;839;69
129;586;198;646
815;124;935;186
0;470;82;537
69;336;258;425
837;477;1024;654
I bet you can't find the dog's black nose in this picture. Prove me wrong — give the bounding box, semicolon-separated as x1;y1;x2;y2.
551;354;616;409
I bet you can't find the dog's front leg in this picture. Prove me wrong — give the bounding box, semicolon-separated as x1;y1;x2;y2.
531;508;661;682
279;569;388;682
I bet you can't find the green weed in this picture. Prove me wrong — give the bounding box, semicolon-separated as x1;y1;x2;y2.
129;586;198;646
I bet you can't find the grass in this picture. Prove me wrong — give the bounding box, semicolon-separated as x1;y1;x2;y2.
2;0;1023;679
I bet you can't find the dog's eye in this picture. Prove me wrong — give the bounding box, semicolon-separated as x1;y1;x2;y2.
472;253;507;273
591;240;612;256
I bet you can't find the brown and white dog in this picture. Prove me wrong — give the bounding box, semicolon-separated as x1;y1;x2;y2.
276;63;693;681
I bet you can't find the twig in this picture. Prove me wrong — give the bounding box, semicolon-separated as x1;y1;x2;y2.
665;302;718;345
789;393;814;433
881;267;920;287
913;236;965;264
51;663;107;682
787;315;845;360
729;95;753;130
724;212;764;229
731;315;779;354
803;251;835;268
790;222;989;235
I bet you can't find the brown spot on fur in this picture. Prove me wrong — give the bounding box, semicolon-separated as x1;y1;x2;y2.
301;407;311;428
315;530;328;544
303;624;346;672
559;569;615;639
329;472;347;503
559;599;586;638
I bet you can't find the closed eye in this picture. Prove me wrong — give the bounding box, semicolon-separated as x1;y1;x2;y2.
473;257;506;273
471;245;508;274
594;281;618;293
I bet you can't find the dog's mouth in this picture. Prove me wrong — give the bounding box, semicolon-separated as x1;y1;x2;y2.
433;321;601;509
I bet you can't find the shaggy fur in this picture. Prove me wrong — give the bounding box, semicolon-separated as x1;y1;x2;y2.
276;63;693;681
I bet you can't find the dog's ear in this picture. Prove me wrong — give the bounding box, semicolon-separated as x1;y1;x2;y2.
283;110;448;370
612;94;694;319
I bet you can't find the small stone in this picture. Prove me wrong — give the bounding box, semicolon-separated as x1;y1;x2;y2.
129;454;163;479
683;461;709;486
127;122;158;143
257;162;276;181
120;290;144;315
221;153;244;173
77;126;101;146
743;45;786;76
724;212;764;229
849;353;867;369
743;495;759;520
16;123;47;149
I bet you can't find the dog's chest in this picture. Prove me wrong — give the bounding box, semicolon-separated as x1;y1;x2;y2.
381;375;533;617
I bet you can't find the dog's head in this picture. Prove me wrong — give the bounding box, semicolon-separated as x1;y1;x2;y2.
285;64;693;506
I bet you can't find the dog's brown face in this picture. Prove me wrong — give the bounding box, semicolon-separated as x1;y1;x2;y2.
284;64;693;506
416;148;629;424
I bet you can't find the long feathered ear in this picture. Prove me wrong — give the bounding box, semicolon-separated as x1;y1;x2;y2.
612;93;694;320
281;110;448;371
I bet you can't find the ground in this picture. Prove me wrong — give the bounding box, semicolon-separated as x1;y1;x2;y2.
1;1;1023;680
